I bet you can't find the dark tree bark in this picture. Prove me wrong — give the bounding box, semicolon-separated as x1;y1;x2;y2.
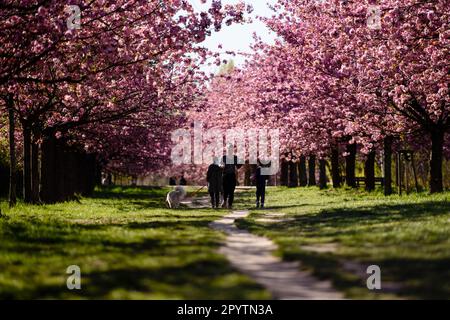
319;159;327;189
55;145;67;201
7;97;16;207
251;164;257;186
298;155;308;187
66;150;77;197
40;135;57;203
345;143;357;188
364;151;376;192
79;153;89;196
94;159;102;187
280;157;289;186
31;140;40;203
288;160;298;187
430;130;444;194
75;152;84;194
86;154;97;195
244;162;251;186
383;136;393;196
389;98;447;193
308;155;316;186
331;146;341;188
42;141;92;202
80;153;88;195
22;124;32;203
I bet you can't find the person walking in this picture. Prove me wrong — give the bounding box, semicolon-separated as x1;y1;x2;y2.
222;148;242;209
255;160;270;208
207;157;223;209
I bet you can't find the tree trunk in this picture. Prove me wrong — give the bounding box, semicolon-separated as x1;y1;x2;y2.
383;136;393;196
79;153;89;196
94;159;102;187
31;140;40;203
7;100;16;207
86;154;96;195
244;162;251;186
40;135;57;203
66;150;77;197
319;159;327;189
298;155;308;187
22;124;32;203
288;160;298;187
430;130;444;193
331;146;341;188
280;157;289;186
308;155;316;186
55;145;67;201
345;143;357;188
364;151;376;192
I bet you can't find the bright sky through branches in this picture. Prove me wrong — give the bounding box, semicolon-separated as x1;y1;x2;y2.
189;0;278;73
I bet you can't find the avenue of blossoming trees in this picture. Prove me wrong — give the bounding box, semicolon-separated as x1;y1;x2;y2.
0;0;250;205
0;0;448;207
196;0;449;194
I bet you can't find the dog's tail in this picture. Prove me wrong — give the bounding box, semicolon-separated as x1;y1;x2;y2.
166;193;172;209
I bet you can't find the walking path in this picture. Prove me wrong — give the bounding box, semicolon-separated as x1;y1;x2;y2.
209;210;343;300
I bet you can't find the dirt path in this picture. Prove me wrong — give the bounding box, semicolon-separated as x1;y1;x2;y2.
210;210;344;300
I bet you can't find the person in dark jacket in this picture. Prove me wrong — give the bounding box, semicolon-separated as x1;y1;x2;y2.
222;152;243;209
169;177;177;186
255;160;270;208
207;157;223;208
179;175;187;186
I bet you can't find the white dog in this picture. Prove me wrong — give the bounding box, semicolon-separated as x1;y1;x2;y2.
166;186;187;209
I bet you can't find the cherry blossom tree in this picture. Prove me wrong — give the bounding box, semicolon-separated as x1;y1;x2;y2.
0;0;250;203
198;0;448;193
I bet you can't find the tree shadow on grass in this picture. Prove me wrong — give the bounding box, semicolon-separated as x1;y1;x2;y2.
1;216;223;251
86;260;266;300
268;200;450;230
90;186;165;201
0;187;272;299
0;217;272;299
238;200;450;299
17;259;269;300
254;204;313;211
280;249;450;299
125;219;218;230
0;226;223;260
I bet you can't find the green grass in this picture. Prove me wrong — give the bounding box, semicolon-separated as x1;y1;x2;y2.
1;186;449;300
234;187;450;299
0;187;270;299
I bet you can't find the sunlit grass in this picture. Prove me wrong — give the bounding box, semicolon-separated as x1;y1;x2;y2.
234;187;450;299
1;186;448;299
0;187;270;299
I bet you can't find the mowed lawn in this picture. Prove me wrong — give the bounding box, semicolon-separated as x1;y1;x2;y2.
0;187;270;299
235;187;450;299
0;186;449;299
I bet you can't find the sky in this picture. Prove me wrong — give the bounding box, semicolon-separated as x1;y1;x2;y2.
188;0;278;73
